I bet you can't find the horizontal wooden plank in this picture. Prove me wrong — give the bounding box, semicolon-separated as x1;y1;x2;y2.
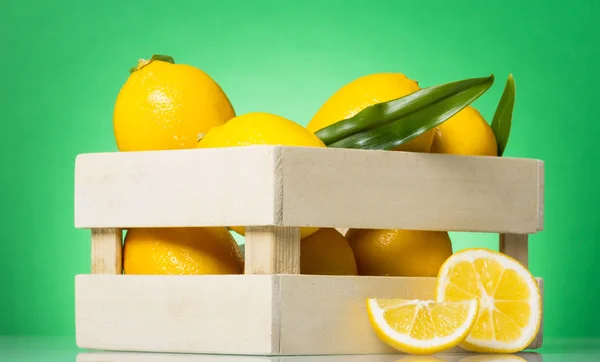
75;146;544;232
75;274;543;356
280;147;544;233
77;351;543;362
75;274;278;355
278;275;543;355
279;275;436;355
74;146;279;228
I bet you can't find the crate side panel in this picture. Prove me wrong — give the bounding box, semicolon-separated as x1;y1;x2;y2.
74;146;278;228
75;275;277;355
278;275;436;355
280;147;543;233
277;275;544;355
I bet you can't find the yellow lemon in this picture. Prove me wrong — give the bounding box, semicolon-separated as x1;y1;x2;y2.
307;73;434;153
113;55;235;151
366;298;479;355
430;106;498;156
346;229;453;277
435;248;542;353
123;227;243;275
300;228;358;275
197;112;325;239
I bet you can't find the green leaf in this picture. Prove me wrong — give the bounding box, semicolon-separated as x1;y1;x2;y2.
325;74;495;150
151;54;176;64
315;75;495;146
491;74;516;156
129;54;175;74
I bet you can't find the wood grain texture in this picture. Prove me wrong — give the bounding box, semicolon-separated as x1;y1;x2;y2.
277;275;543;355
75;146;544;233
91;228;122;274
279;147;544;233
500;233;529;268
245;226;301;274
75;275;278;355
278;275;436;355
74;146;279;228
75;274;543;355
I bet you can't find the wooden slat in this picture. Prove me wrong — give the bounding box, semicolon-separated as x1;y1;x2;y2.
75;275;278;355
279;147;544;233
500;233;529;268
244;226;301;274
74;146;279;228
277;275;544;355
75;146;544;233
75;274;543;356
91;228;122;274
278;275;436;355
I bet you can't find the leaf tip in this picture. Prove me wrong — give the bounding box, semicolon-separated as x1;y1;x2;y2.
485;73;495;88
507;73;515;87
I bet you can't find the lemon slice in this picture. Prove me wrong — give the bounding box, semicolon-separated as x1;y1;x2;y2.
366;298;479;354
435;248;542;353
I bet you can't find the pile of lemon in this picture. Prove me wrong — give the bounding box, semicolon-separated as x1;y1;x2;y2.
112;55;540;355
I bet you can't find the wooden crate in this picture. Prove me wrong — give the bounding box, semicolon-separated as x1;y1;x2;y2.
74;145;545;356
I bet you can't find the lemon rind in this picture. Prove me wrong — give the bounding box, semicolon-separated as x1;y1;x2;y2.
435;248;542;353
367;298;479;354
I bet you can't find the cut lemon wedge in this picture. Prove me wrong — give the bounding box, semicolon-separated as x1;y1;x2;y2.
366;298;479;354
435;248;542;353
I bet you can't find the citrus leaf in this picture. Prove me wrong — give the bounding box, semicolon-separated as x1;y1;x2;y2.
129;54;175;74
491;74;516;156
326;74;495;150
315;75;495;146
151;54;175;64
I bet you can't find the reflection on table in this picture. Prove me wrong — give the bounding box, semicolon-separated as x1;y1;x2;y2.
2;337;600;362
77;351;542;362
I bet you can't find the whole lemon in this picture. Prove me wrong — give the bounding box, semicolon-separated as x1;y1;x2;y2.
123;227;243;275
307;73;434;153
197;111;325;239
113;55;235;151
345;229;453;277
430;106;498;156
300;228;358;275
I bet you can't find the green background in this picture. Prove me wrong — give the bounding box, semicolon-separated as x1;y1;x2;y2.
1;0;598;339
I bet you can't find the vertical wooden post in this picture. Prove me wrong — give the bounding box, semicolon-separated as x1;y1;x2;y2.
244;226;301;274
91;228;123;274
499;233;528;268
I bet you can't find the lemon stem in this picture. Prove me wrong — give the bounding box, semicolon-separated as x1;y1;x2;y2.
197;133;206;142
129;54;175;74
